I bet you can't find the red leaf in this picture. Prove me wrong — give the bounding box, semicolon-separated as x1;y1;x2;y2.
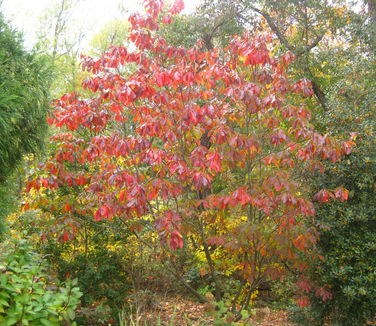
119;189;127;201
192;172;211;189
76;175;87;186
169;0;185;14
334;187;349;202
293;235;306;251
170;231;184;250
315;286;333;301
297;296;311;307
296;278;312;293
232;188;252;206
271;129;289;145
162;15;172;24
63;230;70;242
64;203;72;213
313;189;333;203
207;152;222;173
94;205;113;220
271;176;283;192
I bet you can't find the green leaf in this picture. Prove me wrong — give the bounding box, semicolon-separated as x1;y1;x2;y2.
240;309;249;319
40;318;57;326
0;298;9;307
4;317;18;326
0;291;10;299
65;308;75;321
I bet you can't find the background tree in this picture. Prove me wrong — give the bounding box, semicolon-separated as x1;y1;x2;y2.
160;0;247;49
35;0;85;97
89;18;130;57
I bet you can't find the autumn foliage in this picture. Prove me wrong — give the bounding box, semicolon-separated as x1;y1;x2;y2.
24;0;355;309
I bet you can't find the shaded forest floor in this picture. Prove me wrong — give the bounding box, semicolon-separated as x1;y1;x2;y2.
130;295;295;325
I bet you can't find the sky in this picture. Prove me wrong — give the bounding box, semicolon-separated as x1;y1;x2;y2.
0;0;201;50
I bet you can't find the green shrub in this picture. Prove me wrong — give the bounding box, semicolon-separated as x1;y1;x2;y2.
60;249;131;309
297;135;376;326
0;239;82;325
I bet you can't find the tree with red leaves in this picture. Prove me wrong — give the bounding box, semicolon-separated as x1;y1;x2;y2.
25;0;354;313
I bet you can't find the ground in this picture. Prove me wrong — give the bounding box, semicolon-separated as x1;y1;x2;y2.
133;296;295;325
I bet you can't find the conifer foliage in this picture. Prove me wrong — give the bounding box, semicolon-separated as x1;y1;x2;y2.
0;14;50;182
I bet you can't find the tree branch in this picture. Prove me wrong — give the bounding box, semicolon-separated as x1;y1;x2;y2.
245;4;296;53
297;33;325;56
241;2;328;109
